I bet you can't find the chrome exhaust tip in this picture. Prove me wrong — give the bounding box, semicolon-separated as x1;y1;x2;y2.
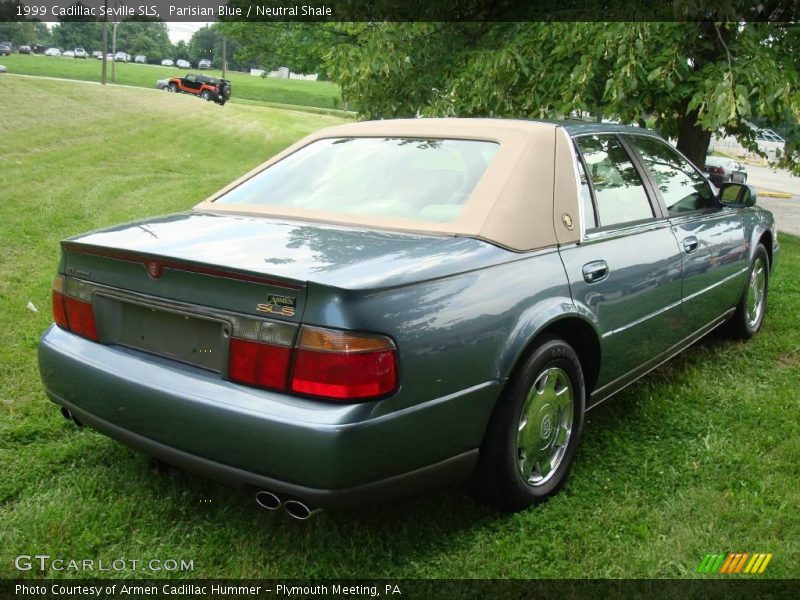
284;499;320;520
255;490;282;511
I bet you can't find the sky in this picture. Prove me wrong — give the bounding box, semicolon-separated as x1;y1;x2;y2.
166;22;212;44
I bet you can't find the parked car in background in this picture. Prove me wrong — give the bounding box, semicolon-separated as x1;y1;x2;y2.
704;155;748;186
134;55;147;64
0;43;12;56
74;48;88;59
18;45;32;55
38;119;778;516
92;51;103;59
161;58;174;66
106;53;114;61
115;52;129;62
63;50;75;58
167;73;231;105
198;59;212;70
176;59;191;69
44;48;62;57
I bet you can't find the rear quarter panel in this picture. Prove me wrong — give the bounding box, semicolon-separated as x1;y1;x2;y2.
301;247;577;421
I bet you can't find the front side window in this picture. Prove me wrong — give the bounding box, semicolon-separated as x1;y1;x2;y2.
215;137;500;223
575;135;654;227
627;135;717;214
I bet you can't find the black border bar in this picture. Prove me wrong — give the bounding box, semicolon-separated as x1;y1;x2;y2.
3;0;800;22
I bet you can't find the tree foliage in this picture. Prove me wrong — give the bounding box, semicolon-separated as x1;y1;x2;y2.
325;21;800;171
218;22;336;77
0;21;50;46
115;21;172;62
51;21;102;50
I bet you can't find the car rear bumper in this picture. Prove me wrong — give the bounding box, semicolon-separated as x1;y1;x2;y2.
38;325;497;508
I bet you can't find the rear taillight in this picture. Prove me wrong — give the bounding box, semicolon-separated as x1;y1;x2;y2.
228;338;293;391
709;166;724;174
227;319;296;391
52;276;68;329
52;275;98;341
227;323;397;402
291;326;397;400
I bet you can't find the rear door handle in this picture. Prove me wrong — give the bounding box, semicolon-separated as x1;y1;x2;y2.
682;236;699;254
582;260;609;283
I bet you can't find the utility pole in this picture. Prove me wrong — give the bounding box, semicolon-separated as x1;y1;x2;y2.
111;22;118;83
221;35;227;79
101;0;107;84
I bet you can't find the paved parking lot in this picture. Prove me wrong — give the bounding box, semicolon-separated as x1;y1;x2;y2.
747;164;800;236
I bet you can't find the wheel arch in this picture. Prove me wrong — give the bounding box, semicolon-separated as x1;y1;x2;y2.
758;229;773;271
501;313;602;398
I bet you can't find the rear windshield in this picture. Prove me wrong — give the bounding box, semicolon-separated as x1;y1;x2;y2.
215;137;499;223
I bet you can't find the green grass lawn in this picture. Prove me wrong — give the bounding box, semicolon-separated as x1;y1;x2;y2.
0;53;345;111
1;76;798;580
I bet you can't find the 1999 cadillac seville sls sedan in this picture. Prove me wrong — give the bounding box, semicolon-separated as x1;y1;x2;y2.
38;119;778;516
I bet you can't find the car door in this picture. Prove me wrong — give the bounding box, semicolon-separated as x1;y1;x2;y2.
181;75;201;93
624;135;748;333
559;134;684;396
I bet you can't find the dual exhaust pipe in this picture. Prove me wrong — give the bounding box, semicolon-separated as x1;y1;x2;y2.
255;490;320;520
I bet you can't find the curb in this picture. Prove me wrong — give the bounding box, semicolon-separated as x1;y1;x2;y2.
757;190;794;199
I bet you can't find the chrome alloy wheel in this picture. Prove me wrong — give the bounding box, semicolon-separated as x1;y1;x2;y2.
747;256;767;328
516;367;574;486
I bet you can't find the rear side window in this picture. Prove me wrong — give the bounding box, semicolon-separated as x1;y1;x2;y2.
216;137;499;223
575;135;654;227
627;135;717;214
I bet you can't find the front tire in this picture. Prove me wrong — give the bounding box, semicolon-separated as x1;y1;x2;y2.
470;337;586;512
169;83;178;93
728;243;769;339
201;90;211;101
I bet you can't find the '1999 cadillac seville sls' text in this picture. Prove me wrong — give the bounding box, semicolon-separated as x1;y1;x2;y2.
38;119;778;516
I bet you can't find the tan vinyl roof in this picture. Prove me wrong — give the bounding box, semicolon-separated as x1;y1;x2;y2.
194;118;581;251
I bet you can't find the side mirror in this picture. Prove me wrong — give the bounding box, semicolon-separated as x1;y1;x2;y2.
719;183;757;208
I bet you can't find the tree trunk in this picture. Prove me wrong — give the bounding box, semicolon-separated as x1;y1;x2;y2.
676;108;712;169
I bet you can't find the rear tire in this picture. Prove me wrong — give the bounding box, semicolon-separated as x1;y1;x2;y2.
470;336;585;512
728;243;769;340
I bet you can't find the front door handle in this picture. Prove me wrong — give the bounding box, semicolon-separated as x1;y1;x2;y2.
582;260;609;284
682;236;699;254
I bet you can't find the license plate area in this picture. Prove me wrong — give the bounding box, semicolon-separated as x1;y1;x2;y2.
93;294;228;373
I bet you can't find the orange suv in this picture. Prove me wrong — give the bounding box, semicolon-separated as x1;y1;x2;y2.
167;73;231;106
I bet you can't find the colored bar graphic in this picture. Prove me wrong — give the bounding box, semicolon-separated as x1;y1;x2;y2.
698;552;773;575
734;553;749;573
720;553;737;574
758;553;773;574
